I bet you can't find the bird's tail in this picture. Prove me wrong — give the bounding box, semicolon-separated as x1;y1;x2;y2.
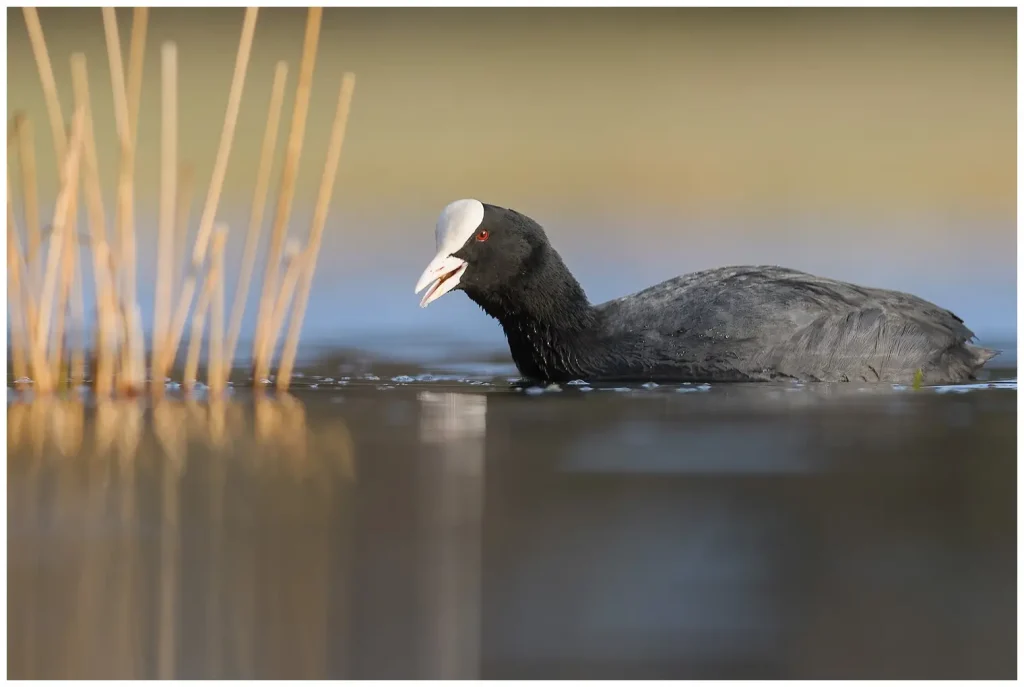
965;343;1000;372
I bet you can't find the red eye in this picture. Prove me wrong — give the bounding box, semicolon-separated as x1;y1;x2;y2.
476;229;490;242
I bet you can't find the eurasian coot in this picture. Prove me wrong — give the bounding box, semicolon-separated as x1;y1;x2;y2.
415;199;997;384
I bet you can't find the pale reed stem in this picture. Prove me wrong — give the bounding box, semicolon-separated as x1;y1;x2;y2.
71;53;118;397
32;109;85;394
69;230;87;386
277;73;356;391
15;116;42;306
262;241;305;376
50;169;82;385
163;7;259;378
154;42;178;383
126;7;149;143
253;7;322;381
184;274;214;392
225;61;289;377
21;8;68;162
208;229;228;393
7;178;30;385
102;6;145;391
173;164;195;303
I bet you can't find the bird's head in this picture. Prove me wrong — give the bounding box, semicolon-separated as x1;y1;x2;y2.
414;199;547;307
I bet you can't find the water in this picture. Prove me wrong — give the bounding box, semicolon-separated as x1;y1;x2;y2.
6;356;1016;680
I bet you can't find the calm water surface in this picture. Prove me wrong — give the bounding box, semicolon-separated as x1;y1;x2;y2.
6;359;1017;679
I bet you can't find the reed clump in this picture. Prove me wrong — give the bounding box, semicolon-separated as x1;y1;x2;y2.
8;7;356;397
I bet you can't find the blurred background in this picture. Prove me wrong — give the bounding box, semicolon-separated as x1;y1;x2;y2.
7;7;1017;363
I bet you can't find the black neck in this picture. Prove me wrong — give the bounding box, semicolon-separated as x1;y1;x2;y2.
464;248;600;382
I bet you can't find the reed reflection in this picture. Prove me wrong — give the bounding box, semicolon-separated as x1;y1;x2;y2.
7;393;356;680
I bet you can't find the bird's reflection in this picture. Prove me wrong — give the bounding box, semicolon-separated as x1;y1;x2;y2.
416;392;488;680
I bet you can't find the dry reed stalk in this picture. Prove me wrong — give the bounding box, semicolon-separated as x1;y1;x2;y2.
21;8;69;373
50;176;83;386
101;6;131;293
183;271;215;392
7;182;31;385
173;164;195;298
126;7;149;142
101;7;146;392
71;53;118;397
277;73;357;391
124;306;147;394
21;8;68;163
93;245;119;396
252;7;322;382
126;7;150;393
153;42;178;385
6;266;29;386
224;61;289;377
162;7;259;378
113;299;133;390
7;172;40;335
50;271;69;385
32;108;85;394
259;240;305;373
15;116;42;300
208;228;228;393
69;227;88;386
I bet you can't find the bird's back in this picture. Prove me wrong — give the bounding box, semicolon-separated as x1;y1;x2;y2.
595;265;995;383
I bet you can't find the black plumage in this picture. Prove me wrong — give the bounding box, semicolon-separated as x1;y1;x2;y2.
439;203;998;384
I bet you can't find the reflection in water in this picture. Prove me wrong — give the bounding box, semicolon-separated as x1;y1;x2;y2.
7;394;355;679
417;392;487;679
7;376;1017;679
153;401;182;679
